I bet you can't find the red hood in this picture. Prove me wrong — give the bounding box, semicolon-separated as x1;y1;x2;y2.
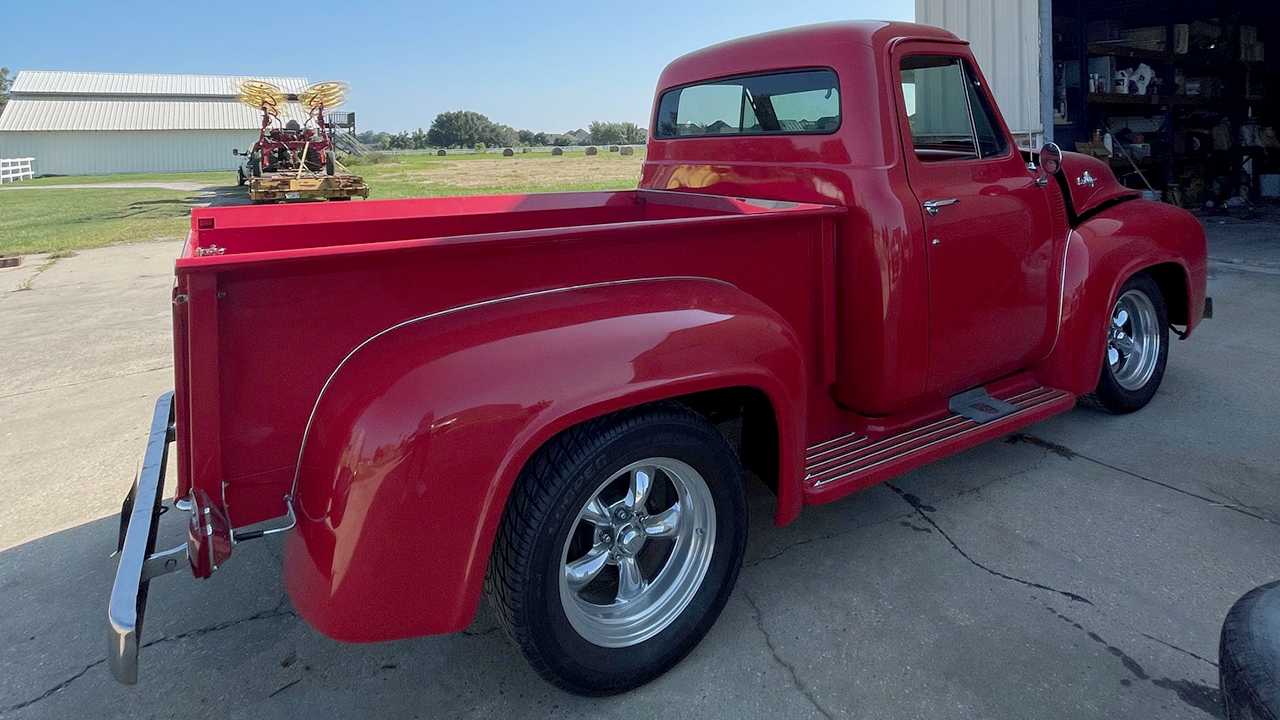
1058;151;1139;217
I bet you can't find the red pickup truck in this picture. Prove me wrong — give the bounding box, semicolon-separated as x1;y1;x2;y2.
109;20;1209;695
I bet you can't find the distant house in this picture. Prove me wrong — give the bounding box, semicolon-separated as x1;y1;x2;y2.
0;71;310;176
564;128;591;144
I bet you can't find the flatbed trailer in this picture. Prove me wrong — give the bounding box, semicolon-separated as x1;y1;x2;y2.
248;171;370;203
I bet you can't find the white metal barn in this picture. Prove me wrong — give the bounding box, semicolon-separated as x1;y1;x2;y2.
0;72;309;176
915;0;1050;148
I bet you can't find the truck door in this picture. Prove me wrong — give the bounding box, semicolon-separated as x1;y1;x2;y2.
894;48;1061;394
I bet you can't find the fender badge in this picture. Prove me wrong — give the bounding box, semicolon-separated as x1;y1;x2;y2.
1076;171;1096;188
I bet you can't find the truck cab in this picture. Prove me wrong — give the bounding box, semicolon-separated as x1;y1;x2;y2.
643;21;1203;419
109;21;1208;696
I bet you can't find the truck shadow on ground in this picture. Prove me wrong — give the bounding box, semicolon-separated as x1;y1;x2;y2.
0;429;1233;719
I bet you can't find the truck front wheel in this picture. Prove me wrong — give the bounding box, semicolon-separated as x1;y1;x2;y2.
487;403;748;695
1084;272;1169;414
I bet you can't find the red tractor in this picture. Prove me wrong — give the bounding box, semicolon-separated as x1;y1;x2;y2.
234;81;368;202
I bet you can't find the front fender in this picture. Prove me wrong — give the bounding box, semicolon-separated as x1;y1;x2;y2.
283;278;807;642
1035;199;1207;394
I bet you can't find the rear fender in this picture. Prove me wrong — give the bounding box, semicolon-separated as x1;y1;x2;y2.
1035;200;1207;394
283;278;807;642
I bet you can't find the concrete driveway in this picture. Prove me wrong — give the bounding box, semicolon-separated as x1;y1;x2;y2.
1;225;1277;719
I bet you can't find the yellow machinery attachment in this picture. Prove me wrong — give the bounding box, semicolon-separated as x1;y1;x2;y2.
237;80;286;116
298;81;349;111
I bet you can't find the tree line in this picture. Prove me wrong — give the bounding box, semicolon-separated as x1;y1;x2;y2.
354;111;646;150
0;68;11;114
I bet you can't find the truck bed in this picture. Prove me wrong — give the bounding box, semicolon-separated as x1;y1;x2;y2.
175;189;843;526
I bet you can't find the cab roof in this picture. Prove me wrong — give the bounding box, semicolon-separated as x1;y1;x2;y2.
657;21;964;90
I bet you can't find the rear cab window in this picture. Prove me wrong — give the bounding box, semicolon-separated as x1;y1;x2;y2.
655;69;840;138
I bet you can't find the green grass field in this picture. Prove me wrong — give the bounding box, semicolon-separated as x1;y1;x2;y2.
0;150;644;255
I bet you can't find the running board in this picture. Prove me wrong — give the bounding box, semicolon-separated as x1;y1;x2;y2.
804;387;1074;499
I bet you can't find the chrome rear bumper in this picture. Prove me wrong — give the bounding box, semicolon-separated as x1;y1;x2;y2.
108;391;184;685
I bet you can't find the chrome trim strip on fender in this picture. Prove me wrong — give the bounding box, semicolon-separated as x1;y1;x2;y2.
289;276;743;511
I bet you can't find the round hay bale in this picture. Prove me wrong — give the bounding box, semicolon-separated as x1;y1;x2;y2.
522;147;531;154
585;146;598;156
609;145;619;152
437;149;447;156
620;146;635;156
502;148;514;157
551;147;564;156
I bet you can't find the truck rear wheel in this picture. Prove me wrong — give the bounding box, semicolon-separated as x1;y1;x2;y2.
487;403;747;695
1082;272;1168;414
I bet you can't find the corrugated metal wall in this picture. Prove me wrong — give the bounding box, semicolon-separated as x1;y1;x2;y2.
0;130;259;175
916;0;1045;145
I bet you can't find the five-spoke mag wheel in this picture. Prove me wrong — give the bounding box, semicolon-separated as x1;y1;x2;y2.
1086;272;1169;414
559;458;716;648
1107;288;1161;392
487;404;747;695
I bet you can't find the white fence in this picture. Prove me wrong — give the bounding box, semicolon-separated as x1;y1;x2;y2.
0;157;35;183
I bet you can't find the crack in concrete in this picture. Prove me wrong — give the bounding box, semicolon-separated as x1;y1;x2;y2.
267;678;302;698
886;482;1093;605
1206;487;1277;524
1138;632;1219;668
931;447;1052;505
739;589;834;720
1011;433;1274;526
743;446;1053;571
0;658;105;714
143;594;296;649
0;255;63;303
1044;605;1223;718
1;596;297;714
744;511;915;569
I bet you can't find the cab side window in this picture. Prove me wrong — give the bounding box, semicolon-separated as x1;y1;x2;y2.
900;55;1008;162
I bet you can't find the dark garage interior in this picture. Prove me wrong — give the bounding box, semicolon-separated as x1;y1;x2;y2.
1051;0;1280;209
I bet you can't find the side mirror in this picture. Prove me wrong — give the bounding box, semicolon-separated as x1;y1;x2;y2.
232;149;240;156
1037;142;1062;186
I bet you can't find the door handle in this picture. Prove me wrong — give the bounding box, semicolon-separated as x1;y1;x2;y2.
923;198;958;216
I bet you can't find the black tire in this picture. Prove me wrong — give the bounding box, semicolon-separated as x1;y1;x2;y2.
236;167;246;186
1219;580;1280;720
325;151;336;176
1082;272;1168;414
486;403;748;695
249;156;262;178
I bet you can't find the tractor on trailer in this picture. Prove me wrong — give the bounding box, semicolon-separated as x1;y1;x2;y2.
109;21;1210;695
233;80;369;203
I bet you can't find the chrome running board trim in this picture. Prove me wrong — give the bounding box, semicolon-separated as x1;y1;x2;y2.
806;387;1069;487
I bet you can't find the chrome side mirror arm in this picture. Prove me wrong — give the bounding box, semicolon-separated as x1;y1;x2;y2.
1036;142;1063;188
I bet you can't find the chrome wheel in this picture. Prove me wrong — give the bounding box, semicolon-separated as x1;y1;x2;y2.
558;457;716;648
1107;289;1161;391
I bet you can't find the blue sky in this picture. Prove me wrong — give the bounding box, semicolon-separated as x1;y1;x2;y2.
6;0;913;134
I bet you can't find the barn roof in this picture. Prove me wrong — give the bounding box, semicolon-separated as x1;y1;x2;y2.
0;71;313;132
0;98;312;131
10;71;310;97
